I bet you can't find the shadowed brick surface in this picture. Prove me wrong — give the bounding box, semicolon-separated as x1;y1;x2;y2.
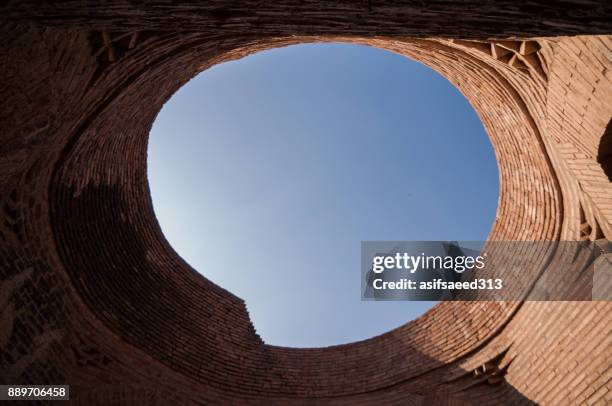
0;2;611;405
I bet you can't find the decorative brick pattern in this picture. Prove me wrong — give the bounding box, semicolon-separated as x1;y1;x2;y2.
0;3;611;405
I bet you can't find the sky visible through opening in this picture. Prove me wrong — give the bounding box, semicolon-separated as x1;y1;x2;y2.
148;43;499;348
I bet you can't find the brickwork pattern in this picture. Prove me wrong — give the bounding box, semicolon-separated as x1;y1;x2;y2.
0;2;611;405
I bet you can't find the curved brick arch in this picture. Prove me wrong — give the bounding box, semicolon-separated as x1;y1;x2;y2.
0;3;611;405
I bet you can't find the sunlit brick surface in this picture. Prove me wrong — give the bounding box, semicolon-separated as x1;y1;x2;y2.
0;2;611;405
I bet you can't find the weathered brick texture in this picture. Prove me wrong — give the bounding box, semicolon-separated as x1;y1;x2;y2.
0;2;610;405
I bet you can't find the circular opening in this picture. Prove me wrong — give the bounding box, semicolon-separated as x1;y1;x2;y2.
147;43;499;347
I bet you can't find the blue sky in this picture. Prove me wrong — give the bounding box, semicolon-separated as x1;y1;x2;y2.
147;43;499;348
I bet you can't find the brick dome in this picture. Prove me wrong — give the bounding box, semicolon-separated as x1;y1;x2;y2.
1;2;610;404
